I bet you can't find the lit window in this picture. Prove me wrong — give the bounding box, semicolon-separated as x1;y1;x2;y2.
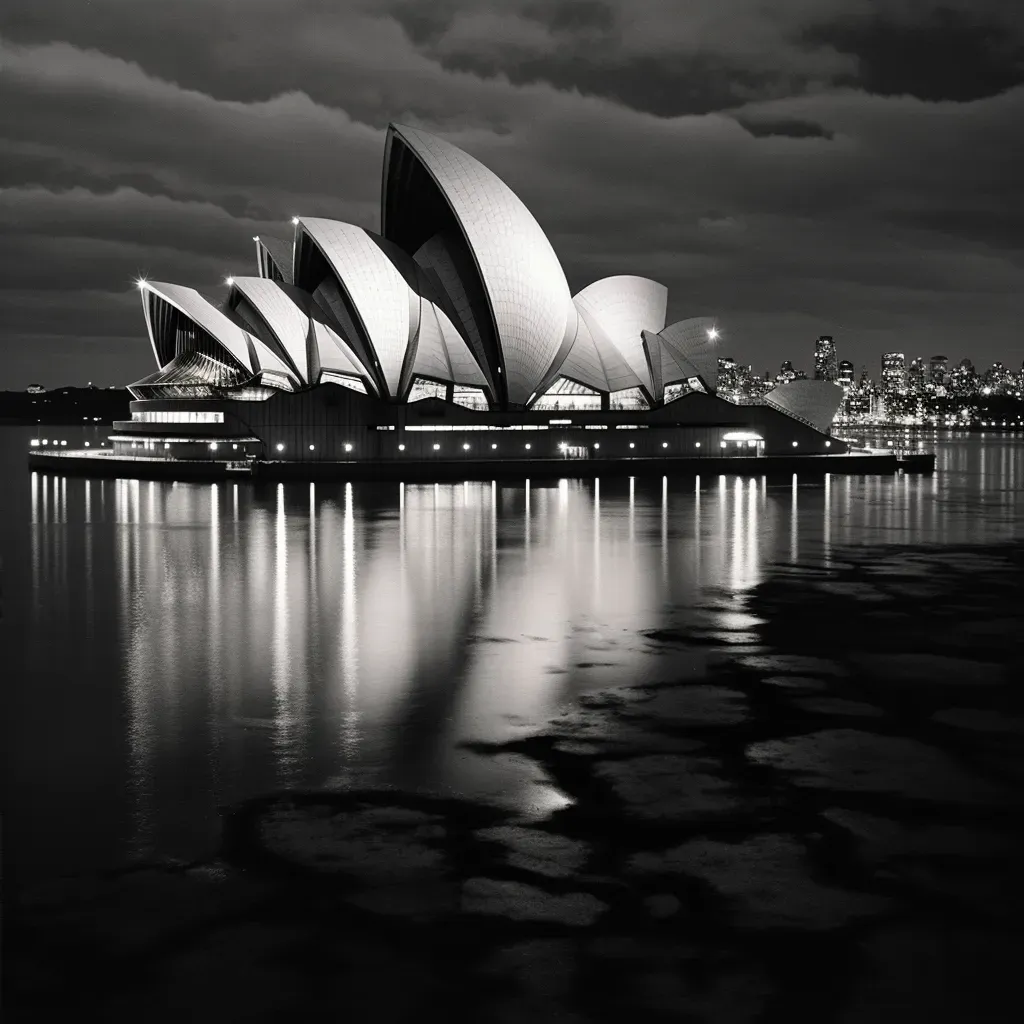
594;443;600;449
309;444;315;450
491;443;497;449
41;439;48;445
165;443;170;449
720;441;726;448
825;441;831;448
61;440;67;446
398;444;406;451
662;442;668;448
525;443;531;450
30;439;39;447
433;443;440;451
629;442;635;449
209;442;218;450
344;443;353;452
232;444;238;450
463;443;470;450
276;443;284;452
695;442;701;448
792;441;798;447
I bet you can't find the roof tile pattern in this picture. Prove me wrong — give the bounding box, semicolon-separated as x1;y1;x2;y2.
142;282;255;373
230;277;312;382
309;319;374;391
573;276;667;395
658;318;719;392
764;379;844;433
389;125;571;406
299;219;419;397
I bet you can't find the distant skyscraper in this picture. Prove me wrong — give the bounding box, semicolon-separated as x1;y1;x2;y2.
908;357;925;393
814;336;838;382
777;360;796;384
881;352;906;393
929;355;948;385
838;360;855;388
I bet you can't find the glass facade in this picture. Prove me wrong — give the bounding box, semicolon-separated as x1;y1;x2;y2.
408;378;448;402
609;387;649;410
132;410;225;423
452;386;490;411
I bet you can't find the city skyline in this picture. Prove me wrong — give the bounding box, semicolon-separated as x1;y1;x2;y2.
1;1;1023;389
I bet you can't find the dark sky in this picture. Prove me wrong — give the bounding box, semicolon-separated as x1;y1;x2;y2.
2;0;1023;389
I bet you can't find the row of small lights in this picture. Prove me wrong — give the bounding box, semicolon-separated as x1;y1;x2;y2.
263;439;824;453
31;438;826;452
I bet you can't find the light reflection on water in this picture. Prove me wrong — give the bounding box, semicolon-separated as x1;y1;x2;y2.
6;427;1024;881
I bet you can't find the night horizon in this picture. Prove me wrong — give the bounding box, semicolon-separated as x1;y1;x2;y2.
7;5;1024;1020
2;0;1023;390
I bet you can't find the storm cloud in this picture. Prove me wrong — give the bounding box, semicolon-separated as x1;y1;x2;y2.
1;0;1021;387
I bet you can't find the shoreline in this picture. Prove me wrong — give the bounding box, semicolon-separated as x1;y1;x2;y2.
26;447;928;481
8;537;1023;1019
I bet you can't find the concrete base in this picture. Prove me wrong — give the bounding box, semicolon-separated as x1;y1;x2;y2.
27;449;932;482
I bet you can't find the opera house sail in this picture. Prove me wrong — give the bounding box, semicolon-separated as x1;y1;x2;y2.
102;121;846;467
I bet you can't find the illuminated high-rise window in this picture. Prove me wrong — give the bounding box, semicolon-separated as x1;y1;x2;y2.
813;336;838;382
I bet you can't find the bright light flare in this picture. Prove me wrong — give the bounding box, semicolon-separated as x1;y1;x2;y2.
707;327;719;341
291;216;300;225
225;276;234;286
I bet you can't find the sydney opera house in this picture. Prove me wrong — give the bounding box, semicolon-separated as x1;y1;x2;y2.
106;123;845;472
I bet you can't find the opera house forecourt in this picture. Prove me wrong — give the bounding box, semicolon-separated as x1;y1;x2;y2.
30;122;921;480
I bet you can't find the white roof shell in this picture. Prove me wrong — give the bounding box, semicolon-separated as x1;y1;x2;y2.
229;277;313;383
141;282;254;373
413;300;489;388
297;218;420;397
309;318;376;391
572;276;668;395
387;125;572;406
658;318;719;392
764;379;844;433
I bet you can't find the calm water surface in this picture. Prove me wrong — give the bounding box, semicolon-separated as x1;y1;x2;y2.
3;426;1023;883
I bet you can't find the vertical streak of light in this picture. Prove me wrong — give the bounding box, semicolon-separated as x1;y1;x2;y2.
790;474;799;563
340;482;359;761
60;476;67;524
823;473;832;565
209;483;223;788
694;475;701;584
474;481;484;607
398;481;406;579
525;479;531;556
232;482;239;521
309;483;317;595
272;482;292;783
730;477;743;592
593;477;601;592
629;476;635;544
84;477;95;641
718;476;727;585
747;478;759;591
661;476;668;586
490;480;497;587
30;473;40;607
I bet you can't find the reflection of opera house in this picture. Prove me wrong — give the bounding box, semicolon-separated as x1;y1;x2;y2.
112;123;846;473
